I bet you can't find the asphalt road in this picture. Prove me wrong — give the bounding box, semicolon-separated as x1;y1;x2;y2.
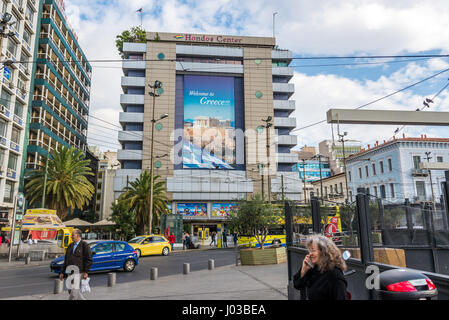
0;249;237;299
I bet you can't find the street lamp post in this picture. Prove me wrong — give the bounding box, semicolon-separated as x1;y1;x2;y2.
260;117;273;203
148;80;166;234
314;154;324;205
425;151;436;212
338;132;350;202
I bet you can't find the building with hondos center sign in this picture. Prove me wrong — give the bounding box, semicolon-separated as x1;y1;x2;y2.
114;32;301;234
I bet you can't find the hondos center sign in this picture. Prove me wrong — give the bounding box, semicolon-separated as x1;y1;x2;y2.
148;32;275;47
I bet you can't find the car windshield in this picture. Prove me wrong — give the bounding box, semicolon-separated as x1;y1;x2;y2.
128;237;145;243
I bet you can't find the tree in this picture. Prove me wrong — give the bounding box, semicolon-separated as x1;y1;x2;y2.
227;194;281;249
115;26;146;59
110;201;136;241
118;172;168;234
25;146;95;220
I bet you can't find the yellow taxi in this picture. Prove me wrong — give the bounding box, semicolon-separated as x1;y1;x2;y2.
128;235;171;257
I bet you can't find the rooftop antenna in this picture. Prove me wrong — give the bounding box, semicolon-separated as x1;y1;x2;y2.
272;12;278;38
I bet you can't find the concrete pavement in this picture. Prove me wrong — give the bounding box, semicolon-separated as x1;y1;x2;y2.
5;262;289;300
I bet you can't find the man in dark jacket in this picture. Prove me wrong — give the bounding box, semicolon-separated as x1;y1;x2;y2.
59;229;92;299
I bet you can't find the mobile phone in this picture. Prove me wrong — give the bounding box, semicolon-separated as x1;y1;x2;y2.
305;258;314;268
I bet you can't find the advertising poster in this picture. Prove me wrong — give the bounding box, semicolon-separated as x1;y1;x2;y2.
176;203;208;217
183;75;236;169
211;203;238;217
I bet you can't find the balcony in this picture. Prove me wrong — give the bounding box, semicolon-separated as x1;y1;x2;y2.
273;83;295;97
117;149;143;161
123;42;146;54
118;131;143;142
120;94;145;107
272;50;293;62
122;60;146;70
274;117;296;128
121;76;145;88
272;66;294;78
277;153;298;164
119;112;144;124
276;134;297;146
411;168;429;177
274;100;295;113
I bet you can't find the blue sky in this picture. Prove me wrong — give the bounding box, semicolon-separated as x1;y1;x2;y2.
63;0;449;152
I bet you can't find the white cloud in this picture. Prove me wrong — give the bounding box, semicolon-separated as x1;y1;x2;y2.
60;0;449;152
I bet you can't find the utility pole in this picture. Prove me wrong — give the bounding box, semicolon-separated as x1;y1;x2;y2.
338;132;350;202
281;175;285;201
41;138;52;208
314;154;324;205
301;159;307;204
260;117;273;203
425;151;437;212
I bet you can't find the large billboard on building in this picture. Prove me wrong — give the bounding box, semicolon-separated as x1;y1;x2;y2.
176;203;208;217
183;75;236;169
211;203;238;217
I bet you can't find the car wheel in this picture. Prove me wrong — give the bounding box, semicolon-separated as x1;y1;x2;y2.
136;249;141;258
124;259;136;272
162;247;169;256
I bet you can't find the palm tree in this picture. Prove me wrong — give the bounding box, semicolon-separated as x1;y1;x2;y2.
25;146;95;220
118;172;168;234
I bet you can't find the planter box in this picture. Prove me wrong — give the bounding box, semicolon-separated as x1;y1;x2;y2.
240;247;286;265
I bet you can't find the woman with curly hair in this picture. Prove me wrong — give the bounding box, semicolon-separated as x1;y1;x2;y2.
293;234;348;300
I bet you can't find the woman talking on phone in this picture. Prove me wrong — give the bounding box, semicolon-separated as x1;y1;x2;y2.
293;234;348;300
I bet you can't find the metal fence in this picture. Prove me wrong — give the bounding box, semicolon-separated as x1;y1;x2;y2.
285;187;449;299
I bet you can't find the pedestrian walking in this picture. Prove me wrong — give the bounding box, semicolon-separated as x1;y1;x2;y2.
293;234;348;300
210;231;216;246
59;229;93;300
182;232;186;250
168;233;175;251
222;232;228;247
233;232;238;247
0;234;2;247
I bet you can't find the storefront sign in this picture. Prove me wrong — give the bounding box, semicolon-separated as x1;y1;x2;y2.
173;34;243;43
0;211;8;223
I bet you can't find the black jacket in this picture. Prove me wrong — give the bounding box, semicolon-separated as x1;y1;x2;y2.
293;265;348;300
61;240;93;274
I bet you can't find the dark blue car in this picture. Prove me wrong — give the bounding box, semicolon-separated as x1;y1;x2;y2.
51;241;139;274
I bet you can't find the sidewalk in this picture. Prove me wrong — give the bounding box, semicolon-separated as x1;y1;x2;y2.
5;263;289;300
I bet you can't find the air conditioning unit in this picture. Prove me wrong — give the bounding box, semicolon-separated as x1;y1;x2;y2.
8;82;14;89
0;104;6;113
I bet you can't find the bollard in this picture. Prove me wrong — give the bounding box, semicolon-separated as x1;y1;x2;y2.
107;272;116;287
25;256;30;265
54;279;63;294
208;259;215;270
150;267;158;280
183;263;190;275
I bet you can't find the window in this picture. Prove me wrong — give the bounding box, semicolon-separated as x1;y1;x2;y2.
0;119;6;137
93;242;113;254
7;38;17;56
358;167;362;179
380;185;386;199
14;100;24;118
379;161;384;174
4;181;14;203
152;237;165;243
365;187;370;195
1;90;11;109
437;156;444;163
374;186;378;197
348;171;352;182
26;5;34;23
0;149;5;165
115;243;126;252
365;165;369;177
330;185;333;194
390;183;395;198
8;153;18;171
23;28;31;45
325;186;328;197
416;181;426;200
413;156;421;169
372;163;376;176
349;190;353;201
339;183;343;195
388;158;393;171
11;127;20;144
